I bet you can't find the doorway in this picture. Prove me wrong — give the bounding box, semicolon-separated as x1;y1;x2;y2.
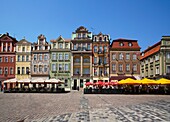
73;79;77;90
80;79;84;88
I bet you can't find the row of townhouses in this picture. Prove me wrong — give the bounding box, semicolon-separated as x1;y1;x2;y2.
0;26;170;90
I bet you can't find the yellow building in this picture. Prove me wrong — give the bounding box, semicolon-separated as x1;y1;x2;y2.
16;39;32;80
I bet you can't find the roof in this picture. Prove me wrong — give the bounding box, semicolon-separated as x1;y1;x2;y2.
140;41;161;60
110;38;140;50
50;35;71;43
0;33;18;42
17;38;32;45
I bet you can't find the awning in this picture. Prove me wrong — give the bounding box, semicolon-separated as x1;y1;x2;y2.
110;76;136;81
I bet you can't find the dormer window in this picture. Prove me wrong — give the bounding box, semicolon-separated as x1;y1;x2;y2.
78;33;81;38
94;37;97;42
120;42;124;46
104;37;107;42
128;42;132;47
99;37;102;42
83;33;86;38
59;43;63;49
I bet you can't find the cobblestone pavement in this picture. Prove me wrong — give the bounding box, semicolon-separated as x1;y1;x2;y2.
0;91;170;122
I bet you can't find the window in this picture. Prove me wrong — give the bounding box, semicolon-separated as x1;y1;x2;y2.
119;53;123;60
44;55;48;60
59;54;63;60
26;55;29;61
156;66;159;74
22;67;25;74
133;64;137;71
34;55;37;60
133;54;137;60
8;46;10;51
39;65;43;72
128;42;132;47
104;68;107;75
119;64;123;72
99;68;103;76
78;33;81;38
65;64;69;71
94;37;97;42
22;56;25;61
99;46;102;53
104;46;107;52
52;53;56;60
65;79;68;87
39;55;42;60
74;68;80;74
83;57;90;63
78;44;81;50
44;65;47;72
166;52;170;59
5;67;8;75
65;54;69;60
94;67;97;75
17;67;20;74
155;55;159;61
82;43;86;50
10;57;13;62
87;43;90;50
34;65;37;72
94;46;97;52
120;42;124;46
99;57;103;65
3;45;6;51
10;68;13;74
65;43;69;49
59;64;62;71
52;64;56;71
0;68;2;74
104;37;107;42
26;67;29;74
83;33;86;38
112;64;116;71
99;37;102;42
126;64;130;71
167;66;170;74
0;57;2;62
94;57;97;64
73;44;77;50
22;47;25;51
83;68;90;74
126;53;130;60
5;57;8;62
74;58;80;63
104;57;107;64
112;54;116;60
59;43;63;49
53;43;56;48
39;46;43;50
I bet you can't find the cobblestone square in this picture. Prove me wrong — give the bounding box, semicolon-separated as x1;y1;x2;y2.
0;91;170;122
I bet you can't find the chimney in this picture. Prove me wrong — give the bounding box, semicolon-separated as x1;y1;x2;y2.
6;32;9;36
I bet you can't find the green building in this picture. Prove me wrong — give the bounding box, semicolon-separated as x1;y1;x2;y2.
50;36;71;91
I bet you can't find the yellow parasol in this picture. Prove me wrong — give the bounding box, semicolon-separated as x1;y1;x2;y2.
156;78;170;85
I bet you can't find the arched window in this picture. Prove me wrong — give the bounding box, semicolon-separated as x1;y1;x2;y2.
104;37;107;42
99;37;102;42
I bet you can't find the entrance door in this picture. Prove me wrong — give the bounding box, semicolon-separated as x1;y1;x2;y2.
73;79;77;90
80;79;83;88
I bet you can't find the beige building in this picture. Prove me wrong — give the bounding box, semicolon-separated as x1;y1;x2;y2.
71;26;93;90
16;39;32;80
140;36;170;79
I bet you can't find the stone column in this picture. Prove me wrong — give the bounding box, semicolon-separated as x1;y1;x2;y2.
6;42;7;52
10;42;12;52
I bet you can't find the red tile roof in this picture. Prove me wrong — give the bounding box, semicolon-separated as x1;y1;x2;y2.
140;41;161;60
110;38;140;50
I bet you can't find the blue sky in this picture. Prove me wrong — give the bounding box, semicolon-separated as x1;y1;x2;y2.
0;0;170;51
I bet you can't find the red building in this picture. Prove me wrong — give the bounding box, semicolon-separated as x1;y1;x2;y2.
0;33;18;84
110;38;141;81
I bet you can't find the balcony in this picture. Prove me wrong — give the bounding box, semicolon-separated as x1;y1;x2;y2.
83;74;90;77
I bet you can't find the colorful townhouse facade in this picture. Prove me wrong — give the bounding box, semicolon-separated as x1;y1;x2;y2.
92;33;110;83
0;33;18;84
110;39;141;81
15;39;32;80
50;36;71;91
31;34;50;80
140;36;170;79
71;26;93;90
